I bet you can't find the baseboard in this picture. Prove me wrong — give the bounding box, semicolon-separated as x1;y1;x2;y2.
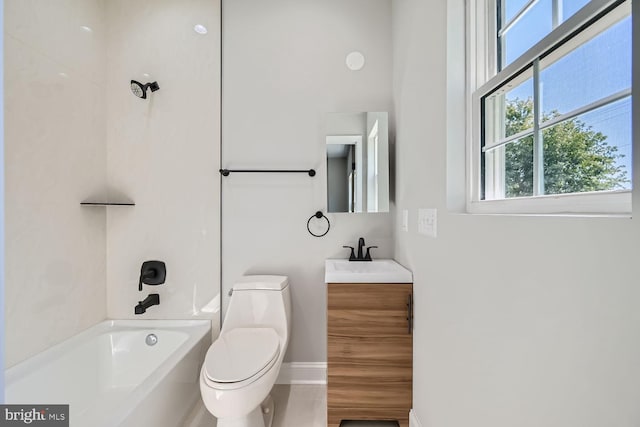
410;409;423;427
276;362;327;384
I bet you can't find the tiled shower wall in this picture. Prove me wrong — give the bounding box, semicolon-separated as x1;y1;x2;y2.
104;0;221;326
5;0;108;366
5;0;221;366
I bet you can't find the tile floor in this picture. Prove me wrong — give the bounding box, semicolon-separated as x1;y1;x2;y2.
185;385;399;427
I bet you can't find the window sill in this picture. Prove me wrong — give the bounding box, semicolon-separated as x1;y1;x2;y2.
466;189;631;217
453;211;631;219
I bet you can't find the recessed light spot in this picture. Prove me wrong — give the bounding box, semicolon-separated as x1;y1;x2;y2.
193;24;208;35
80;25;93;33
346;51;365;71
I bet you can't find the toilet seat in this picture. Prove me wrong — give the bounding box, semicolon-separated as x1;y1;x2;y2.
203;328;280;390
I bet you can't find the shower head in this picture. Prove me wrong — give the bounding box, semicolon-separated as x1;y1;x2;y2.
130;80;160;99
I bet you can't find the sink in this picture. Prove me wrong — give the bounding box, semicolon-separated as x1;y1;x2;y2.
325;259;413;283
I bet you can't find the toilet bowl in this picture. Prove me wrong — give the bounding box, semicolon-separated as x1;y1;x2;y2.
200;275;291;427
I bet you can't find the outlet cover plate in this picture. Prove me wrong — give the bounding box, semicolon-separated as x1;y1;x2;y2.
418;208;437;238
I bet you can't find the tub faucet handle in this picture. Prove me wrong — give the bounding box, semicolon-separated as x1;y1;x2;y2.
139;260;166;291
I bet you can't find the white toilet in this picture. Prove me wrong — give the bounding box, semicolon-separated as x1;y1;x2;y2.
200;275;291;427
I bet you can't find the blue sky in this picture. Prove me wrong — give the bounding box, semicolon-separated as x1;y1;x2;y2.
501;2;632;186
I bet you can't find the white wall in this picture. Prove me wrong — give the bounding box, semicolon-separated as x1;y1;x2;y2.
326;112;367;136
392;1;640;427
222;0;393;363
105;0;221;325
4;0;108;366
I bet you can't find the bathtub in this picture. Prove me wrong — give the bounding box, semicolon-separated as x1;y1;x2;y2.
5;320;212;427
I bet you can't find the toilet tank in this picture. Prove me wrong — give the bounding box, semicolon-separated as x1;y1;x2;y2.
222;275;291;342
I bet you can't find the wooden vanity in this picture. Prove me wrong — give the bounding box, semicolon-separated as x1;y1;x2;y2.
327;282;413;427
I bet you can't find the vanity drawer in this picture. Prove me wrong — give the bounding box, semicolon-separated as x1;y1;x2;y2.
328;283;412;336
327;283;412;311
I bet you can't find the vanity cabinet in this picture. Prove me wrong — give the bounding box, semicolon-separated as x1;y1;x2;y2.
327;283;413;427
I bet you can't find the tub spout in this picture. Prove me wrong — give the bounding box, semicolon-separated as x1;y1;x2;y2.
135;293;160;315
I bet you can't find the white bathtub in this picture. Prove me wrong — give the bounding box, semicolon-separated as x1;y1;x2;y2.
5;320;212;427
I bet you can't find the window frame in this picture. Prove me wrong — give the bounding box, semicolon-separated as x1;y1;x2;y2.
467;0;632;215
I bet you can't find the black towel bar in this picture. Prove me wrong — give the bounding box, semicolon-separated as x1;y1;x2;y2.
219;168;316;177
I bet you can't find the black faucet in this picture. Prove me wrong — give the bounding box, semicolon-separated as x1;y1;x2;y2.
135;294;160;315
343;237;378;261
357;237;365;260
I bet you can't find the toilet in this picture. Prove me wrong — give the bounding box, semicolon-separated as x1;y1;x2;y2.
200;275;291;427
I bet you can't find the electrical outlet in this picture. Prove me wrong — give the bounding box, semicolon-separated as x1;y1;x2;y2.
401;210;409;232
418;208;437;238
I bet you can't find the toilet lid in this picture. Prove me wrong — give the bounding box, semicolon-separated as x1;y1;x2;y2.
204;328;280;383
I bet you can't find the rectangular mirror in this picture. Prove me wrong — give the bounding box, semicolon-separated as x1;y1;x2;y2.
326;112;390;213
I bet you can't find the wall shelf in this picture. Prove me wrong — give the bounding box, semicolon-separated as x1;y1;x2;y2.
80;202;135;206
81;189;134;206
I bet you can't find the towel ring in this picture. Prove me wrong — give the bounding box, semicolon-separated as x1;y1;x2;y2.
307;211;330;237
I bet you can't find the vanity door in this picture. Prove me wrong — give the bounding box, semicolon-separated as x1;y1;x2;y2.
327;283;413;427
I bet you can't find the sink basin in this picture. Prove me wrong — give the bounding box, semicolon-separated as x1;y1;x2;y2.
325;259;413;283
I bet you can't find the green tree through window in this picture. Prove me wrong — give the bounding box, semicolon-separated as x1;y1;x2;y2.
504;98;629;198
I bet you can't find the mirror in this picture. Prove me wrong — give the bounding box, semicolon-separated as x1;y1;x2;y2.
326;112;389;213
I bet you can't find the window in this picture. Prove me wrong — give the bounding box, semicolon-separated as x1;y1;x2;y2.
469;0;632;214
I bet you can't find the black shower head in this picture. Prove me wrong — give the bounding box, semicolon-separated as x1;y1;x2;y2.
130;80;160;99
